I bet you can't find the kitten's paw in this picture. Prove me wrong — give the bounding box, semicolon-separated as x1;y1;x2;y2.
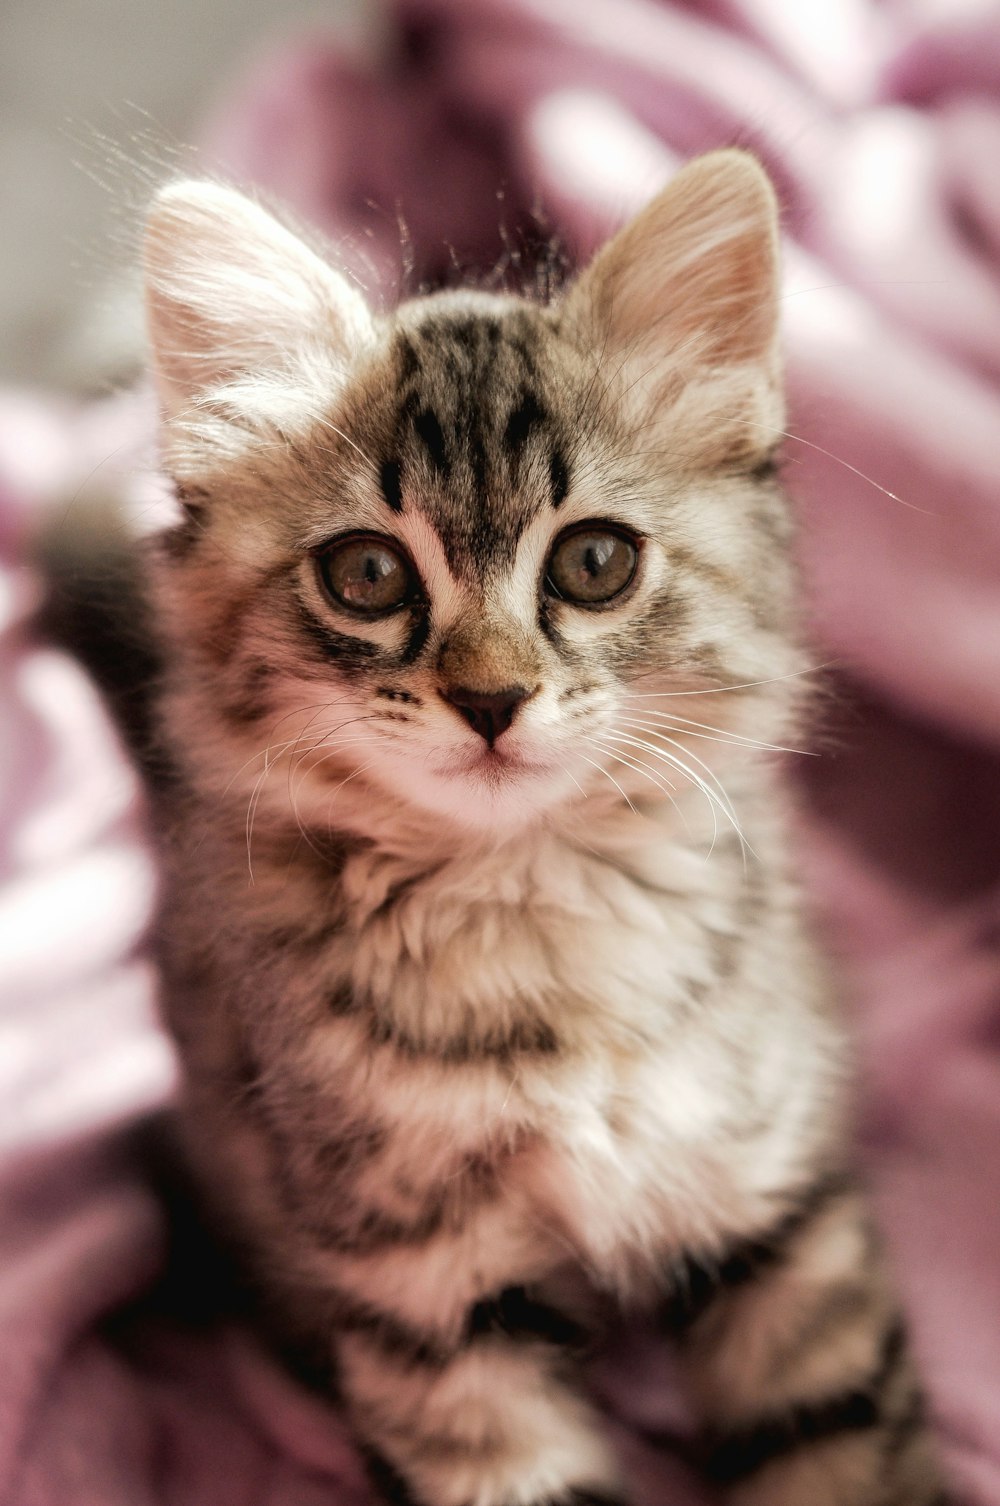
362;1442;626;1506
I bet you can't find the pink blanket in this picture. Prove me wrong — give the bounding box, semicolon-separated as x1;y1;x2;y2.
3;0;1000;1501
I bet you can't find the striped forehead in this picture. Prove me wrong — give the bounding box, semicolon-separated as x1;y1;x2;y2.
379;308;571;578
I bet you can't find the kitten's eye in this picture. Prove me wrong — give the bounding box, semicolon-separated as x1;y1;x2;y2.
316;534;417;616
545;525;639;606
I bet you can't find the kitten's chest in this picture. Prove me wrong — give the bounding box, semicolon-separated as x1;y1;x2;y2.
316;833;757;1263
337;829;723;1062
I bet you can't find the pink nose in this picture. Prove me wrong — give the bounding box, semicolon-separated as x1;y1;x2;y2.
441;685;532;746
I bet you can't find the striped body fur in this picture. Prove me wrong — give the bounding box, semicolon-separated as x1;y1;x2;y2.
143;154;945;1506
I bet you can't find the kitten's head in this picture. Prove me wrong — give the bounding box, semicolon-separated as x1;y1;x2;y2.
143;152;802;838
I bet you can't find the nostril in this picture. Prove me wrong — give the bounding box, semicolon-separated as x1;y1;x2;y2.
441;685;534;745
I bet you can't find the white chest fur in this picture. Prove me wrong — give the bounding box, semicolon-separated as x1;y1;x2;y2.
291;813;826;1299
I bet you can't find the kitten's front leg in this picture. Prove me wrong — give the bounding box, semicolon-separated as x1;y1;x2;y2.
666;1175;946;1506
335;1283;623;1506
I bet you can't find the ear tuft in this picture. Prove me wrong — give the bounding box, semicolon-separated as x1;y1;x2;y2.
143;180;373;416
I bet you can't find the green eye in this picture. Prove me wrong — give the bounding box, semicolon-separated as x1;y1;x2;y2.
545;525;639;606
316;534;417;616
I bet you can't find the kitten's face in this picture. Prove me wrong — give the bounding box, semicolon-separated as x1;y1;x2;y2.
145;157;801;836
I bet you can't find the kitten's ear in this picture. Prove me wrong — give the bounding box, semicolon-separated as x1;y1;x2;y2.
562;150;782;463
143;180;373;415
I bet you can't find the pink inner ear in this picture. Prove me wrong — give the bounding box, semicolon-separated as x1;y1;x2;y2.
667;219;779;366
568;151;781;372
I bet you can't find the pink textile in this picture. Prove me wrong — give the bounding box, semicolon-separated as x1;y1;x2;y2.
2;0;1000;1501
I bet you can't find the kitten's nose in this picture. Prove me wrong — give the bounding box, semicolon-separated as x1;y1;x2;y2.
441;684;533;746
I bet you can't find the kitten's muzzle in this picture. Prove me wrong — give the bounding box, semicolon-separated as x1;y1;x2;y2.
440;684;535;746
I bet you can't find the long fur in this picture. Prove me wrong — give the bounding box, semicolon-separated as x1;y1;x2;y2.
142;153;944;1506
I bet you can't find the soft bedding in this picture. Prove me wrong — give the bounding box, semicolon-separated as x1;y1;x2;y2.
2;1;1000;1501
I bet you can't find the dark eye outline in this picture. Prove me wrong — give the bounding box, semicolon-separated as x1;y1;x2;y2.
313;531;423;619
543;521;642;610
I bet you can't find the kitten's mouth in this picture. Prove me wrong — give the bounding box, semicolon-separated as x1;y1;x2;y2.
454;744;549;777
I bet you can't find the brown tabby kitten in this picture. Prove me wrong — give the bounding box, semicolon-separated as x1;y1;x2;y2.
141;152;945;1506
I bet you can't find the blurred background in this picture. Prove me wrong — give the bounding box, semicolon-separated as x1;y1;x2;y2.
0;0;368;387
3;3;1000;1501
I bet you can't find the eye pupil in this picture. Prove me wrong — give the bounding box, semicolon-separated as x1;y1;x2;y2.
546;525;638;606
317;534;416;615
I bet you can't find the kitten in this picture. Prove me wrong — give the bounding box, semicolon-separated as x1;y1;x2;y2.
141;152;945;1506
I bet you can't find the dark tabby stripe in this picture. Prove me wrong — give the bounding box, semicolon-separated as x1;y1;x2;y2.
335;1293;452;1369
412;406;450;476
503;391;547;456
304;1121;388;1178
303;1154;500;1256
292;594;431;676
703;1318;907;1483
468;429;488;499
380;458;404;512
159;517;201;561
338;1282;588;1372
661;1170;851;1331
749;450;780;483
366;1009;561;1065
466;1284;589;1351
437;314;490;357
395;333;421;382
549;450;570;507
400;607;432;665
370;868;443;918
221;658;276;726
293;600;382;674
306;1203;444;1257
327;981;561;1064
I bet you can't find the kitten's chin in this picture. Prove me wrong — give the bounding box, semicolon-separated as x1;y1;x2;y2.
375;753;581;834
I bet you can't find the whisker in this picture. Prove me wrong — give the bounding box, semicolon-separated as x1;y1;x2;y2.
559;762;589;801
612;726;738;817
740;418;935;516
242;701;363;879
288;733;384;861
223;698;356;796
618;709;814;758
225;732;315;795
245;712;379;878
246;720;332;879
583;735;691;835
623;662;832;699
574;749;639;817
287;742;381;847
289;717;378;775
584;733;677;790
601;727;752;864
590;731;707;849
